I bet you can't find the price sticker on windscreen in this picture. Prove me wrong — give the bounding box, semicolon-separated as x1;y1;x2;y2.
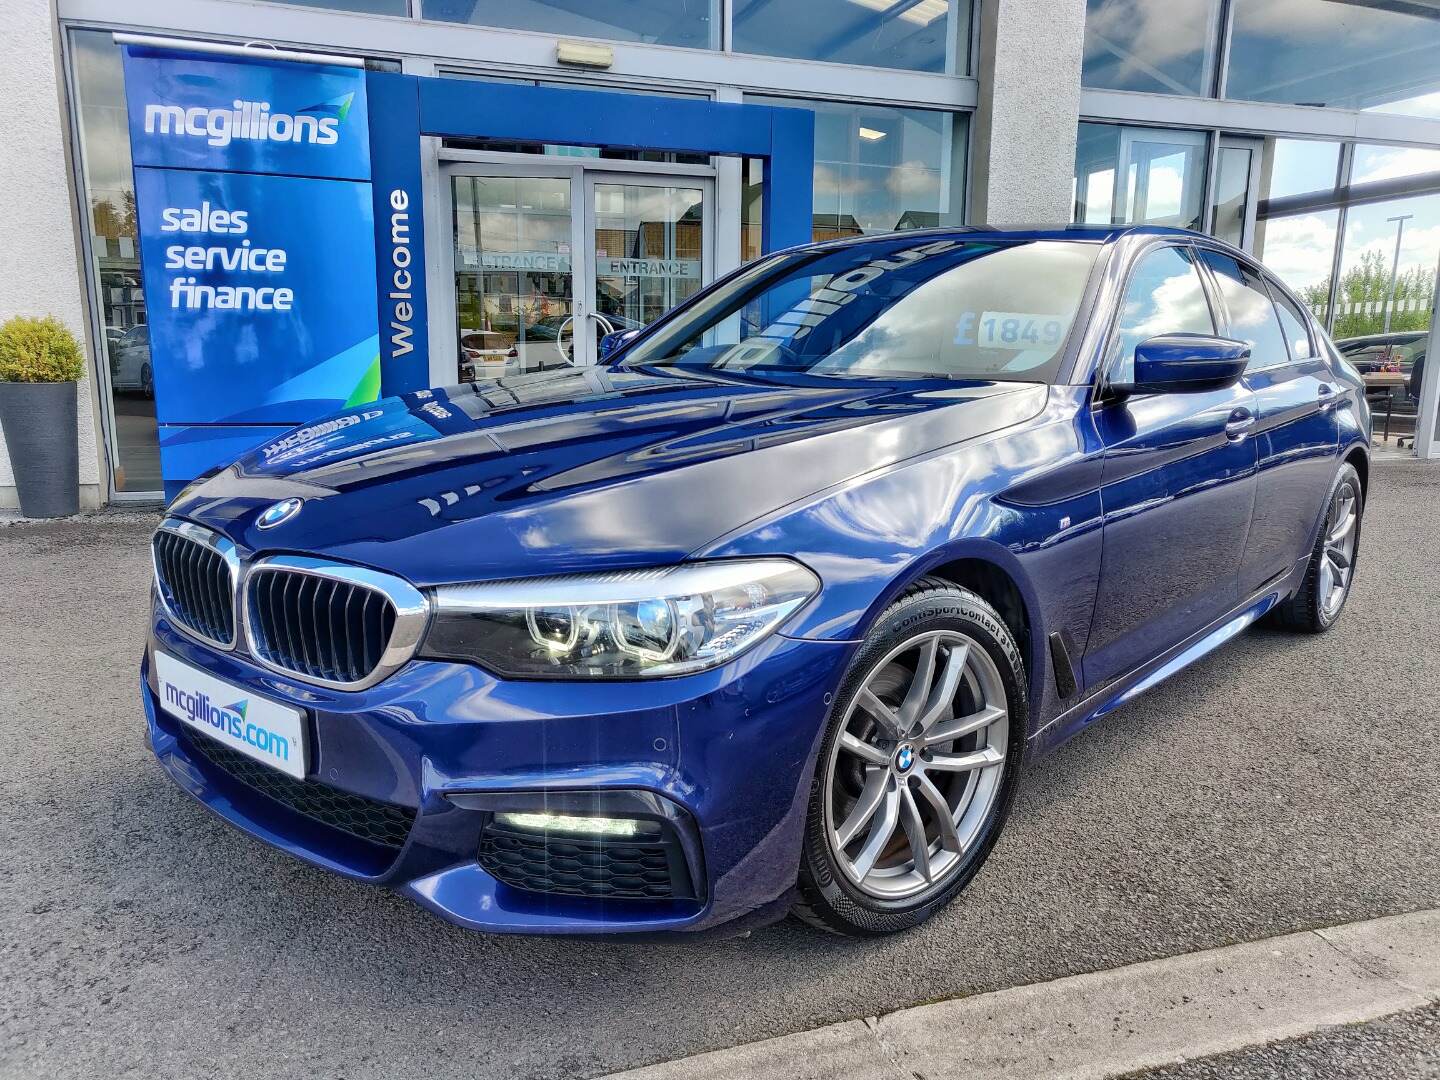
955;311;1068;349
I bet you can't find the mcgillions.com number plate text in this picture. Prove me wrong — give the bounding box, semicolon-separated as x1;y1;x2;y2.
154;652;307;779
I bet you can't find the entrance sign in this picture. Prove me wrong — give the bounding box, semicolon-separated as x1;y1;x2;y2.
123;45;380;497
598;257;702;279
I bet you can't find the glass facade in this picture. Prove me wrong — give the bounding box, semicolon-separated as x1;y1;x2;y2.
71;30;159;494
732;0;969;74
1226;0;1440;118
452;175;577;382
743;96;967;259
1082;0;1440;119
426;0;718;49
1081;0;1221;97
1252;138;1343;317
1333;194;1440;340
1072;122;1440;366
1073;123;1206;229
266;0;409;13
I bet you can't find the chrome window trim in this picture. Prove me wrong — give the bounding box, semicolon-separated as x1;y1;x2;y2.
152;517;241;652
241;555;431;692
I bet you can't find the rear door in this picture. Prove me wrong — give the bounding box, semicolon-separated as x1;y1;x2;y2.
1084;243;1259;690
1197;250;1339;595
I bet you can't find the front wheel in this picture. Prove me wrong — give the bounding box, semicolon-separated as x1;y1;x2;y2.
1273;462;1363;633
793;579;1027;936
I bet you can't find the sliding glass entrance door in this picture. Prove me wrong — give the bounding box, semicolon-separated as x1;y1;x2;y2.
444;162;713;384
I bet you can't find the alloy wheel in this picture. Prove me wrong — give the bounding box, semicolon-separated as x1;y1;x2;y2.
823;630;1009;901
1319;482;1358;618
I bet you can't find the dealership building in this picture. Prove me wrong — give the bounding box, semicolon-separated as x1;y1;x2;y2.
3;0;1440;506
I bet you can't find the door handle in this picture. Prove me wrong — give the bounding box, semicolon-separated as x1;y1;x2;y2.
1317;383;1339;411
1224;408;1256;440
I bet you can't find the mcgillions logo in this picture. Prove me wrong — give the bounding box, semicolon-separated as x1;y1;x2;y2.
144;92;354;149
163;682;291;763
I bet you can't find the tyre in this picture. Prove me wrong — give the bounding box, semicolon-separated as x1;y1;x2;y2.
1273;462;1363;633
793;577;1027;937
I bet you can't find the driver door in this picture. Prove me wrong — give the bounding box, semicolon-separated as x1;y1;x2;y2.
1083;243;1259;690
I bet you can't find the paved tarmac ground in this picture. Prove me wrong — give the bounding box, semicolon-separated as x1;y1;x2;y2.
2;462;1438;1080
1122;1003;1440;1080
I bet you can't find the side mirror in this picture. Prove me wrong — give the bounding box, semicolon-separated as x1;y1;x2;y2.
599;327;642;359
1119;334;1250;395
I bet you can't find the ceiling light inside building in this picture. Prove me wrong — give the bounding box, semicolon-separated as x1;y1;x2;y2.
847;0;949;26
858;126;887;141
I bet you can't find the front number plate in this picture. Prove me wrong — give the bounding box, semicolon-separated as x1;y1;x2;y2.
154;652;308;780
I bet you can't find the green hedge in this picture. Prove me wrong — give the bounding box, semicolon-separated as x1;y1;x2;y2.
0;316;86;384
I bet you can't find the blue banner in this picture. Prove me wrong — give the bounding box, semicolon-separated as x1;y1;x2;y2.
132;168;380;425
123;48;371;181
122;46;381;498
366;72;430;396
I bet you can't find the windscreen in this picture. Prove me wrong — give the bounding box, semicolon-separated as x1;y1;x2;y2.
620;237;1100;384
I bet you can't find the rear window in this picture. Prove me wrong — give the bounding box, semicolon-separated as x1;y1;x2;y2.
621;238;1101;384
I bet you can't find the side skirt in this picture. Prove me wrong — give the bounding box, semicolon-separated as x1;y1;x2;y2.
1030;562;1307;755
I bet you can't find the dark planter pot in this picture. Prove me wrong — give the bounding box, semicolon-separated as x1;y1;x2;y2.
0;380;79;518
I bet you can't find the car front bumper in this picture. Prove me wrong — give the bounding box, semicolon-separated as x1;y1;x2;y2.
142;608;852;935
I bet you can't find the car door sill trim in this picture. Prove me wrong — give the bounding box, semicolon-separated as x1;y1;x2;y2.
1032;571;1302;753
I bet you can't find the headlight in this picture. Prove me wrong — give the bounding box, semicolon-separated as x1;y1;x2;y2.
420;559;819;679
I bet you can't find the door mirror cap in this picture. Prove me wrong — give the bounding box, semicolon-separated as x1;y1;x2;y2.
599;327;642;359
1118;334;1251;395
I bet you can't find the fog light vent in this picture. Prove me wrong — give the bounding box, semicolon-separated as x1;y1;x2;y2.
479;814;695;901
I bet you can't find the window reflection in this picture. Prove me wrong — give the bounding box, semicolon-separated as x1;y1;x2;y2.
1200;251;1290;369
425;0;717;49
1082;0;1222;96
1269;286;1315;361
1073;124;1206;229
1352;144;1440;186
1260;138;1341;201
264;0;407;13
732;0;968;74
625;239;1099;385
71;30;159;494
743;96;966;259
451;176;576;384
1226;0;1440;118
1332;194;1440;340
1109;246;1214;383
1254;210;1339;321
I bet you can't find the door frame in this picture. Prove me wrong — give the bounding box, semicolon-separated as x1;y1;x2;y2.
435;158;716;386
1210;134;1263;251
1113;126;1209;228
582;169;716;364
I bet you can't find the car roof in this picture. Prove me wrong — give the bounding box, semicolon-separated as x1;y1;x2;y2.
790;223;1201;254
1335;331;1428;346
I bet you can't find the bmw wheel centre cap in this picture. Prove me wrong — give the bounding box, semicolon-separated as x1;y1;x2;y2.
895;744;915;773
257;498;303;530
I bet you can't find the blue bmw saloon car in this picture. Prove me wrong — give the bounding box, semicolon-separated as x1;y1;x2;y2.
143;225;1369;937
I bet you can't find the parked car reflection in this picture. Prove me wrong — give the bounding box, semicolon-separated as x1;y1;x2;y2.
110;324;153;397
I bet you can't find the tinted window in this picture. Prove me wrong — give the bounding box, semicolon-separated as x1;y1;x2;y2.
1199;252;1288;370
426;0;717;48
743;96;967;258
732;0;969;73
1226;0;1440;118
1110;246;1214;384
1267;280;1314;361
1082;0;1221;96
622;239;1100;384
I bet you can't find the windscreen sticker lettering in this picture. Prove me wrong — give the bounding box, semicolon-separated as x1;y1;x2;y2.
956;311;1067;349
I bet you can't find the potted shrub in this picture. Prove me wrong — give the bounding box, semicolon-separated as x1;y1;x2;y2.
0;315;86;518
